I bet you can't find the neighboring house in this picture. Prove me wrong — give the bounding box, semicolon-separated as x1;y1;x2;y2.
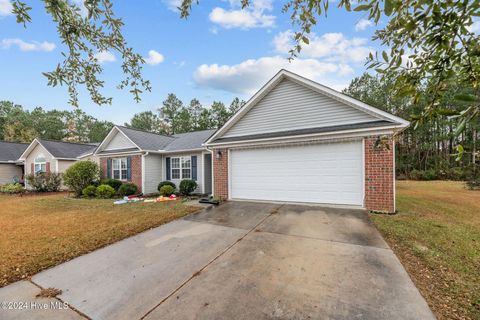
94;126;216;195
0;141;28;184
205;69;409;213
19;138;98;189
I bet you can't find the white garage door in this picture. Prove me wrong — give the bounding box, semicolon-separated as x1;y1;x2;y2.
229;140;364;205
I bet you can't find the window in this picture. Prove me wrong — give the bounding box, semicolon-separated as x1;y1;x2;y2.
171;156;191;180
34;155;46;174
112;158;128;181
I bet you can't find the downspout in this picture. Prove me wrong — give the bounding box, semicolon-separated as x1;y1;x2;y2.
141;152;149;194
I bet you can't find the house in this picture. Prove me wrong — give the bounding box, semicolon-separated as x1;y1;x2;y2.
205;69;409;213
94;126;216;195
19;138;98;188
0;141;28;184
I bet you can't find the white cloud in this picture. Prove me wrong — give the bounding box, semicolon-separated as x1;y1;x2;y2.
144;50;164;65
1;38;56;52
467;20;480;33
193;56;353;95
94;50;116;63
163;0;182;12
0;0;12;16
355;19;373;31
209;0;275;30
273;30;373;63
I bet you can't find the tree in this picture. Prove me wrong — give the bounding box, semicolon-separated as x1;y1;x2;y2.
188;99;204;130
210;101;229;128
127;111;162;133
197;108;213;130
31;108;68;140
159;94;184;134
11;0;150;107
228;97;245;116
175;107;193;134
88;120;113;142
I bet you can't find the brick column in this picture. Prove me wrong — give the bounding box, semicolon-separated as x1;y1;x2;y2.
100;158;107;178
364;136;395;213
130;155;142;193
213;148;229;200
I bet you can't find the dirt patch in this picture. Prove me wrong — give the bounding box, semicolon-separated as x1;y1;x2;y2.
36;287;62;298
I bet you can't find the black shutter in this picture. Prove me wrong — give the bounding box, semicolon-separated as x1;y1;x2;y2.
127;157;132;181
191;156;197;180
107;159;112;178
166;157;171;180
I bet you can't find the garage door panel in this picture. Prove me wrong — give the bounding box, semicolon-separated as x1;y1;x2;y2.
230;141;363;205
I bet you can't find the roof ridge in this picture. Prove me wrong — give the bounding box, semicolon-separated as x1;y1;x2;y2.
0;140;29;145
116;125;175;139
38;138;97;147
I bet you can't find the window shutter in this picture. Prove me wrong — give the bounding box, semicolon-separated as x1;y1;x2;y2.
166;157;171;180
31;163;34;174
191;156;197;181
46;162;51;174
107;159;112;178
127;157;132;181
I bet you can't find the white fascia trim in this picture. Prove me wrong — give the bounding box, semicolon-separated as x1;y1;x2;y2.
205;69;410;144
97;151;145;158
95;126;143;154
52;157;78;161
18;138;54;161
206;125;400;148
160;148;207;154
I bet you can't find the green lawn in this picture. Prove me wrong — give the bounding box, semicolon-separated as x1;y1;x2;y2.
0;194;199;287
371;181;480;320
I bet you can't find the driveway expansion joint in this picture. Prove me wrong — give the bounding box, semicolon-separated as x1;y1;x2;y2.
139;204;285;320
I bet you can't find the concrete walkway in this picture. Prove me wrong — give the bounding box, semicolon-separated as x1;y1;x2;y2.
0;202;435;320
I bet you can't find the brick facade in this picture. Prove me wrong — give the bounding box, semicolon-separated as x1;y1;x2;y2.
100;155;143;193
213;137;396;213
212;148;229;199
364;136;395;213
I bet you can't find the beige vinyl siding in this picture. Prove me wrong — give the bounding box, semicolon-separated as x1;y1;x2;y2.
57;160;77;173
223;78;380;138
144;154;163;194
0;164;23;184
105;132;136;150
25;144;53;176
162;152;204;194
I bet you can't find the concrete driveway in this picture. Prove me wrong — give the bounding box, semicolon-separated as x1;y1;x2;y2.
0;202;435;320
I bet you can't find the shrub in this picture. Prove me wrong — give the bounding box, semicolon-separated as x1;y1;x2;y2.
160;185;175;196
0;183;25;194
26;173;62;192
118;183;138;196
63;160;100;196
82;185;97;198
158;181;176;192
95;184;116;199
179;179;197;196
423;169;438;180
101;178;123;191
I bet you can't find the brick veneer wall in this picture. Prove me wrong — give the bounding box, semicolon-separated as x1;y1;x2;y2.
364;136;395;213
213;148;229;199
100;155;143;193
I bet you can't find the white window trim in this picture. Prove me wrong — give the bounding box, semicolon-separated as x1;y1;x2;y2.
34;155;47;174
171;156;192;180
112;157;128;181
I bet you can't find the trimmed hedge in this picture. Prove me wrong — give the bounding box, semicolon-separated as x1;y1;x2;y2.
160;185;175;196
179;179;197;196
96;184;116;198
118;183;138;196
158;181;176;192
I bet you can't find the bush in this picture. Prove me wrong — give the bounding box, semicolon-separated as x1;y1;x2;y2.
101;178;123;191
95;184;116;199
118;183;138;196
0;183;25;194
26;173;62;192
160;185;175;196
179;179;197;196
63;160;100;196
82;185;97;198
423;169;438;180
158;181;176;192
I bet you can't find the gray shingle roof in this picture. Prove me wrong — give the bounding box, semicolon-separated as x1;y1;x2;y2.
38;139;98;159
166;129;217;151
115;126;216;152
116;126;176;150
0;141;28;162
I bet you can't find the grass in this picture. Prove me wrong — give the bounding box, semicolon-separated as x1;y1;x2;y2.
370;181;480;320
0;194;199;288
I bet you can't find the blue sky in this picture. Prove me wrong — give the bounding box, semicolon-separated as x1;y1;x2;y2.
0;0;382;124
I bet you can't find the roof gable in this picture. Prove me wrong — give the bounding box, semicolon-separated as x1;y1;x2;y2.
19;139;97;160
222;78;382;138
207;69;409;144
117;126;175;151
